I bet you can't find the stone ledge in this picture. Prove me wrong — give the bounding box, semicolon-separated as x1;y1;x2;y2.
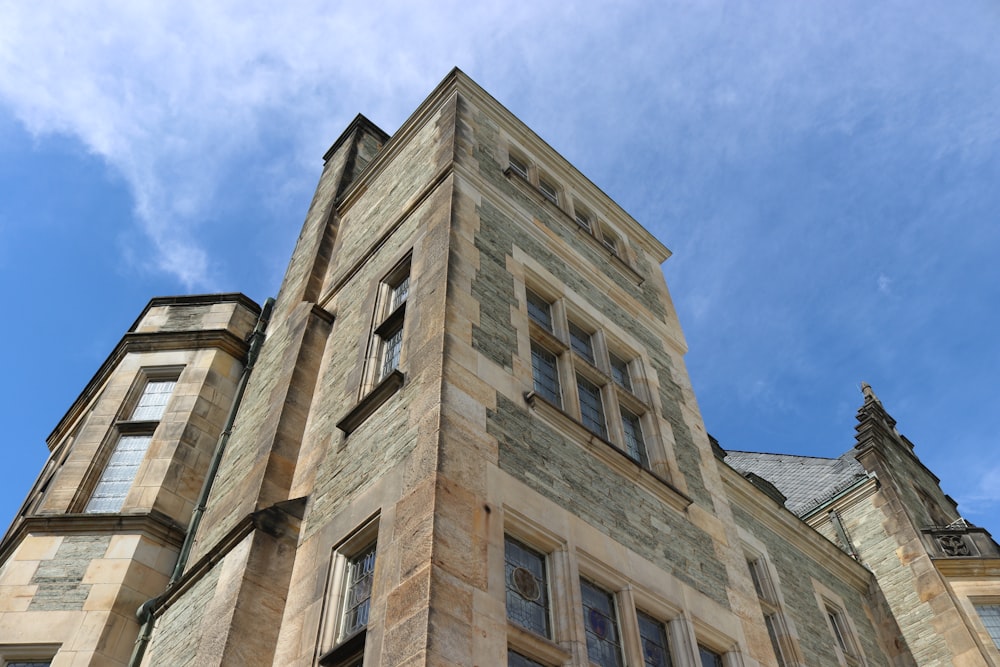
337;370;406;435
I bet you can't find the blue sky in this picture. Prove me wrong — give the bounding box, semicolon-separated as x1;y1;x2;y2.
2;1;998;539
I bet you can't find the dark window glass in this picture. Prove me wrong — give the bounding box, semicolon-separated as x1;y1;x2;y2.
698;645;723;667
609;354;632;392
577;376;606;438
621;409;648;467
508;650;547;667
569;322;594;363
526;290;553;331
531;344;561;406
977;604;1000;648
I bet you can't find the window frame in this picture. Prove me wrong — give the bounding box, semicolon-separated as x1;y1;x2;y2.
81;368;181;514
368;257;411;390
505;535;552;639
318;518;381;666
523;284;663;478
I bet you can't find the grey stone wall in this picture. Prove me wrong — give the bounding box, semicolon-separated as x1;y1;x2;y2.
147;562;221;666
27;535;110;611
491;394;729;608
731;503;893;666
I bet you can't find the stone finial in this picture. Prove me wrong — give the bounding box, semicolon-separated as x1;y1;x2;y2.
861;382;880;404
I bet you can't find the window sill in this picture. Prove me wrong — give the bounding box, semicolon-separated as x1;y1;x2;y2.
337;370;405;435
524;392;691;514
507;621;570;666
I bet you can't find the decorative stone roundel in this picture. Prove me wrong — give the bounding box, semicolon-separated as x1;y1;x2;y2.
511;566;541;601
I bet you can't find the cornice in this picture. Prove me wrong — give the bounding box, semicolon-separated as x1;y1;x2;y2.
0;511;186;564
933;557;1000;579
47;328;252;447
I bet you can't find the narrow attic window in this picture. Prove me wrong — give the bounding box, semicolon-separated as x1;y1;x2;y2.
538;178;559;205
509;154;529;180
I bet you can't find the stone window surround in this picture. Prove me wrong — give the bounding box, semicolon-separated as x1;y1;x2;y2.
498;505;745;667
522;283;658;473
317;516;381;666
502;144;641;284
743;546;799;667
813;580;866;667
0;644;59;667
75;366;183;514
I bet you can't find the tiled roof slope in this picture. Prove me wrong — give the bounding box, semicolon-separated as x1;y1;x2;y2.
724;450;868;516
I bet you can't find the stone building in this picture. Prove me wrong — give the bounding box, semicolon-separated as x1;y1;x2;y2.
1;69;998;666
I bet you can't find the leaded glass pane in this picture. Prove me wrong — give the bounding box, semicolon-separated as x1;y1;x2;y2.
505;536;550;636
526;290;553;331
609;354;632;392
580;579;623;667
637;611;672;667
977;604;1000;648
698;645;723;667
85;434;152;513
389;274;410;311
508;650;546;667
577;376;606;438
131;379;175;420
569;322;594;363
531;343;560;407
379;325;403;381
340;542;376;640
621;409;648;467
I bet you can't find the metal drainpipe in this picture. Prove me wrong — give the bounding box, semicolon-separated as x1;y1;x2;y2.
129;297;274;667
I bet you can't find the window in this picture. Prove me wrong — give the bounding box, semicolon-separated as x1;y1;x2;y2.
526;289;554;332
621;409;648;467
6;663;52;667
85;374;177;513
577;375;607;439
538;178;559;205
580;579;624;667
505;536;550;637
698;645;723;667
524;286;659;473
574;208;592;232
339;542;377;641
508;651;547;667
372;261;410;385
637;611;673;667
609;354;632;392
531;343;562;407
976;604;1000;649
826;605;860;665
319;521;379;666
747;556;791;667
598;223;620;256
509;154;529;180
569;322;595;364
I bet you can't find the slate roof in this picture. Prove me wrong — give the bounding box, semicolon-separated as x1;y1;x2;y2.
723;450;869;516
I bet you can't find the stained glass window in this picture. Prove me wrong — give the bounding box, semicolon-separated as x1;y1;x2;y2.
505;536;550;637
637;611;672;667
580;579;623;667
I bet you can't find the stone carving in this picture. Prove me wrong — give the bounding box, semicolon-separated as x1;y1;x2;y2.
939;534;970;557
